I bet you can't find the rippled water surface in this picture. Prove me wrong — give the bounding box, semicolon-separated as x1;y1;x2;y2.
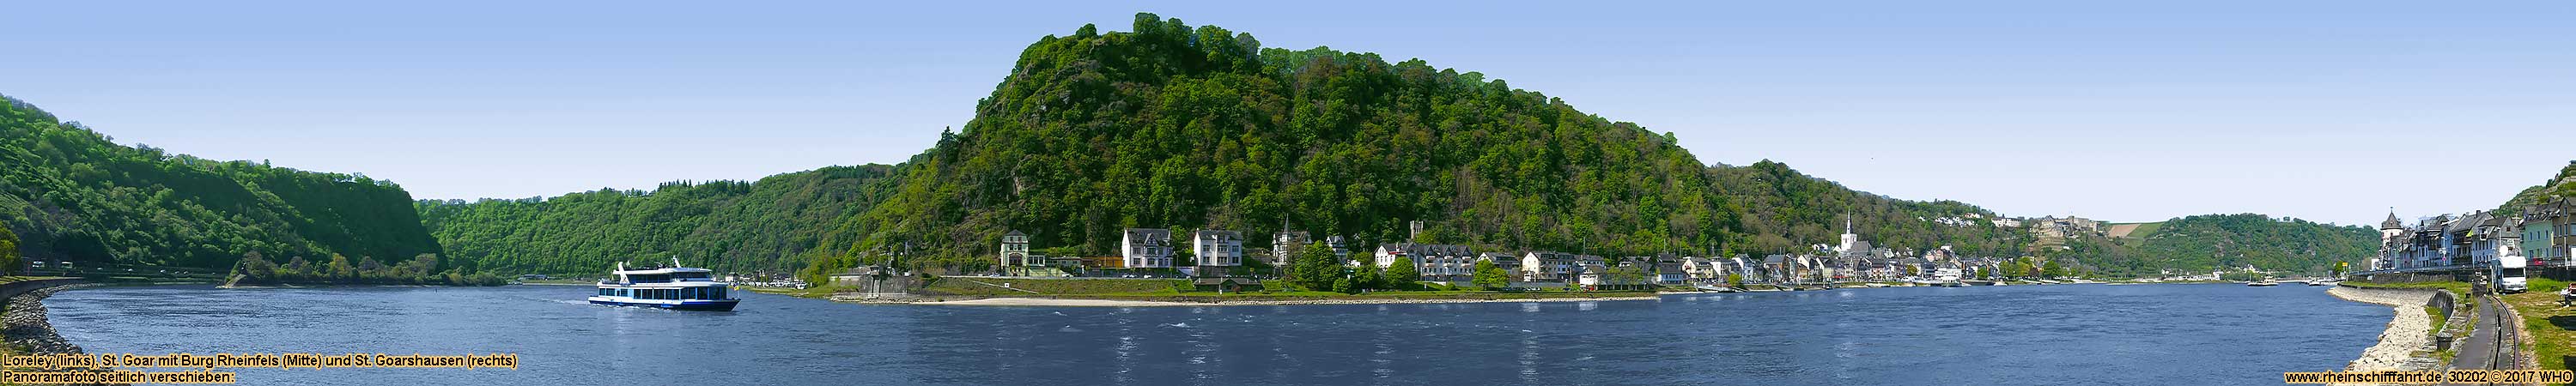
46;283;2384;385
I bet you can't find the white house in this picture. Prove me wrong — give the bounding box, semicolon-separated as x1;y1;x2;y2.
999;230;1033;267
1122;228;1174;268
1521;251;1579;282
1681;256;1728;282
1193;230;1245;267
1376;243;1473;280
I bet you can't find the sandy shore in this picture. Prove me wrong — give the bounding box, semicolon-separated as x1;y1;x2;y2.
880;294;1667;307
2326;286;2435;371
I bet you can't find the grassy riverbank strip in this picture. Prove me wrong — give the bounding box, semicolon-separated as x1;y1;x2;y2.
746;278;1670;306
964;290;1664;305
925;293;1663;307
2498;278;2572;371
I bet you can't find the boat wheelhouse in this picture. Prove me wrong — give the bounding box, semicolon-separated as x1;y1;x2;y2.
588;259;740;311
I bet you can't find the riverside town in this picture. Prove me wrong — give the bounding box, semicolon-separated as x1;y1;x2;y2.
3;3;2571;386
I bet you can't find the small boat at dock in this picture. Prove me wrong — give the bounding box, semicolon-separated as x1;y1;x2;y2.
2246;280;2278;286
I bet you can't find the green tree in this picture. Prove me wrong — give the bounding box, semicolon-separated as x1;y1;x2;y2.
327;254;356;280
1606;265;1648;286
1385;257;1419;290
1354;262;1385;290
1471;260;1509;290
0;226;19;275
1291;242;1340;290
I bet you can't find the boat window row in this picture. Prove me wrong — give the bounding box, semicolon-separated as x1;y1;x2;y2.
599;286;728;300
625;272;715;283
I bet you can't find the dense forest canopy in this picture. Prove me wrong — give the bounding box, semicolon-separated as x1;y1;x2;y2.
799;14;1747;279
2119;214;2376;274
415;165;903;275
1710;160;2021;256
0;94;442;271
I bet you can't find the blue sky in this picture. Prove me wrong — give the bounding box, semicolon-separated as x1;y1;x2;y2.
7;1;2572;226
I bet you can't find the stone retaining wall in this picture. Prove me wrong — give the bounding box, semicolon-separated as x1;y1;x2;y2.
2;279;91;355
2328;286;2445;371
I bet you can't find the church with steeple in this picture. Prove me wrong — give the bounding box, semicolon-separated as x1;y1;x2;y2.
1837;214;1870;256
2371;208;2405;270
2380;209;2407;243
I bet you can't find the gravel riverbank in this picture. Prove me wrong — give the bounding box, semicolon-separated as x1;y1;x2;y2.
2325;286;2436;371
4;284;99;355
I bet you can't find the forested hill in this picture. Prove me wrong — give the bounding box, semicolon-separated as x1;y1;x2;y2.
2122;214;2376;274
2500;160;2576;214
414;165;902;275
402;14;2366;279
1709;160;2022;257
799;14;1746;278
0;94;442;271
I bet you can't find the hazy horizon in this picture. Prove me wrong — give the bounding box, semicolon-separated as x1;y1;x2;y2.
9;1;2572;226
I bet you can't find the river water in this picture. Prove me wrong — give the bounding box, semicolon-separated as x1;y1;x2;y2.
45;283;2384;385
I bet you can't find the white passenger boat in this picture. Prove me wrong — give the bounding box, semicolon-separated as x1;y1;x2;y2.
588;259;740;311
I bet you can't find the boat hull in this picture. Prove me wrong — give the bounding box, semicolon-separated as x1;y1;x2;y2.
589;299;740;311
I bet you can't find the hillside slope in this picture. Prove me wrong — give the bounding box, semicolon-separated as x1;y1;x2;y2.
2500;160;2576;214
415;165;902;275
1708;160;2023;257
0;94;442;270
800;14;1742;277
2122;214;2374;274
